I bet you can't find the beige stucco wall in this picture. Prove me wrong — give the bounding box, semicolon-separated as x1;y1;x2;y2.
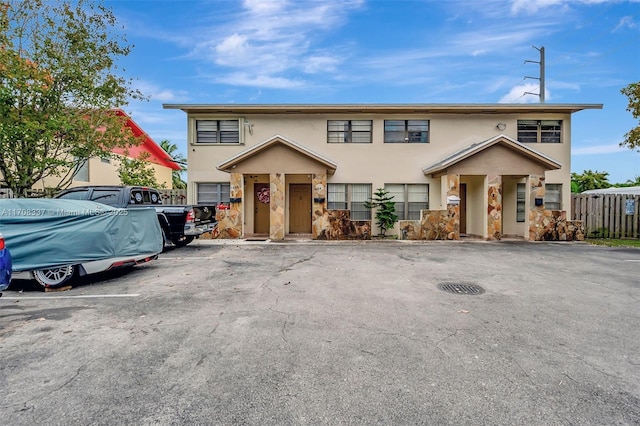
186;111;573;222
34;155;174;192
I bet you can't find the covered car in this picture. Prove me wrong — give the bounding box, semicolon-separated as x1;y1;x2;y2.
0;199;163;288
0;232;11;292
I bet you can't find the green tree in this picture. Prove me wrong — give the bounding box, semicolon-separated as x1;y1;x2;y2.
614;175;640;188
117;152;162;189
364;187;398;236
0;0;143;196
620;81;640;151
571;170;611;193
159;139;187;189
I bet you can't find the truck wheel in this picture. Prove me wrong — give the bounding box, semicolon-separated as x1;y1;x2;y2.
33;265;75;288
172;236;195;247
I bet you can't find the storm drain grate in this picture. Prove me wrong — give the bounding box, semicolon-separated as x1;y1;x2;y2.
437;282;485;295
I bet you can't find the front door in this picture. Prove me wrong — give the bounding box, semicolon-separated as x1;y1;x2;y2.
254;183;270;234
459;183;467;235
289;184;312;233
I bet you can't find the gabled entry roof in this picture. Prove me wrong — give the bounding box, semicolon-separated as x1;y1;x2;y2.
422;134;562;176
217;134;338;174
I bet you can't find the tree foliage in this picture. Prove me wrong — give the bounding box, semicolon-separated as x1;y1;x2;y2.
364;187;398;236
159;139;187;189
571;170;611;193
0;0;143;196
117;152;162;189
620;81;640;151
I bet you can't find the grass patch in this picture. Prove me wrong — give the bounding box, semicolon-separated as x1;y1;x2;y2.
586;238;640;248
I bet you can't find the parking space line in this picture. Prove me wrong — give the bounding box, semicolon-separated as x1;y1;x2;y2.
1;294;140;300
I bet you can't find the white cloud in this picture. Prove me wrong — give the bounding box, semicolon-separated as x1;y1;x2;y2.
216;72;305;89
499;83;548;103
133;81;189;103
187;0;363;88
613;15;638;31
573;144;627;155
510;0;610;15
303;55;341;74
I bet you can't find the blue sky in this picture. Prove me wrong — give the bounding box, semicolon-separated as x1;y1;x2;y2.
107;0;640;184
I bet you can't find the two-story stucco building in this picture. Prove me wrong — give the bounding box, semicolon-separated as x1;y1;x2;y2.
163;104;602;241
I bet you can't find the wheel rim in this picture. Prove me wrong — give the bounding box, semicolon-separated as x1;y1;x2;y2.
33;265;74;287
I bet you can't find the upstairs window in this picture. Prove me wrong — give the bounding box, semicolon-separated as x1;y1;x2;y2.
384;120;429;143
518;120;562;143
195;120;240;144
327;120;372;143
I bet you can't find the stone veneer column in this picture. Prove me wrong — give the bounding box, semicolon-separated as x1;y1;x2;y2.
311;173;327;239
270;173;285;241
487;174;502;240
228;172;243;237
528;174;545;241
446;174;460;240
214;172;243;238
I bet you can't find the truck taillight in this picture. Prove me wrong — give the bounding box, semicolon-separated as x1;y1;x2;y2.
186;209;195;223
0;233;5;250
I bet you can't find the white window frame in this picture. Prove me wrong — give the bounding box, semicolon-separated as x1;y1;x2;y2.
191;117;243;145
516;183;526;222
74;158;89;182
384;184;429;220
327;183;372;220
544;184;562;211
327;120;373;143
384;120;429;143
517;120;562;143
196;182;230;206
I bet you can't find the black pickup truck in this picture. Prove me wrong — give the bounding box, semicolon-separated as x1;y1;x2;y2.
55;186;216;247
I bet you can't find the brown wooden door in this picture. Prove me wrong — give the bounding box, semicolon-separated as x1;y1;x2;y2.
459;183;467;235
254;183;270;234
289;184;312;233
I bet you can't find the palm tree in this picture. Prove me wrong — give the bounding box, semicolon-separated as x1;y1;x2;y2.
160;140;187;189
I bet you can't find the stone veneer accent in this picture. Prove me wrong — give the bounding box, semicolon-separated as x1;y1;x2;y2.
446;174;460;240
311;173;327;239
528;174;546;240
537;210;585;241
399;209;457;240
270;173;285;241
487;174;502;240
314;209;371;240
206;172;243;239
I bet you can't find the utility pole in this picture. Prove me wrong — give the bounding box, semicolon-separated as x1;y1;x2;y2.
524;46;545;103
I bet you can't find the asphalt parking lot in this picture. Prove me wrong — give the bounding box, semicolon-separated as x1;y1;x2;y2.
0;239;639;425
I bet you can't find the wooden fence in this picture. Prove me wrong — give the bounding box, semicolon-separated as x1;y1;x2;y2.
572;194;640;239
158;189;188;205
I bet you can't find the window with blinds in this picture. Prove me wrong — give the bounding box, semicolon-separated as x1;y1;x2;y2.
384;120;429;143
327;183;372;220
517;120;562;143
385;184;429;220
516;183;526;222
544;184;562;211
327;120;372;143
195;120;240;144
197;183;230;205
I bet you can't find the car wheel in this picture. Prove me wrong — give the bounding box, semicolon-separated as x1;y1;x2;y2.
33;265;76;288
172;236;195;247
